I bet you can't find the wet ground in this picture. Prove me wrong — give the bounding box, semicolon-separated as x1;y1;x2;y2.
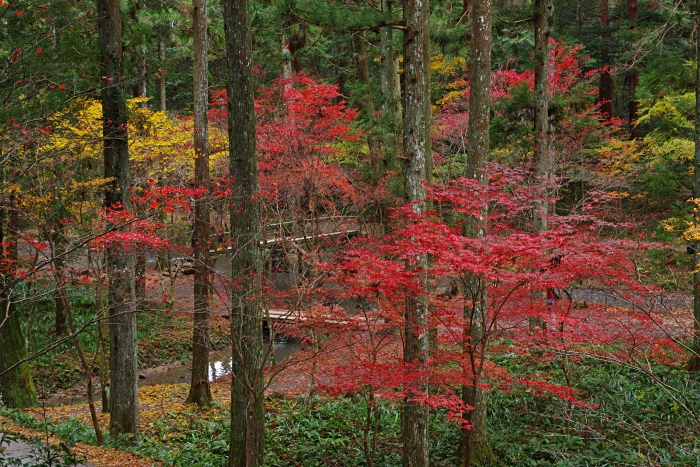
0;436;94;466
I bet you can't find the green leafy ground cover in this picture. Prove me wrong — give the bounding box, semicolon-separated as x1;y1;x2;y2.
20;284;231;395
6;354;699;466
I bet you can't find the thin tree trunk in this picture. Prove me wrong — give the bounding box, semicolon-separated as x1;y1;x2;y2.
53;252;69;337
96;276;111;413
98;0;138;440
51;162;69;336
402;0;431;464
380;0;402;166
689;0;700;371
355;33;382;176
223;0;264;464
53;266;104;445
0;200;38;409
134;252;146;305
461;0;493;464
186;0;213;406
378;0;402;227
138;46;147;102
158;37;167;112
281;19;293;80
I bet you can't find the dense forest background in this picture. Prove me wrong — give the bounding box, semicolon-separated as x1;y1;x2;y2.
1;0;700;466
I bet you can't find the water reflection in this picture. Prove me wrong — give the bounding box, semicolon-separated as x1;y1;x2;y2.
139;337;302;387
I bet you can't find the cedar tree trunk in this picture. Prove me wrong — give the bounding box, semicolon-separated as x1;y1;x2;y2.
690;0;700;371
599;0;612;118
186;0;213;406
534;0;554;232
380;0;402;163
98;0;139;440
461;0;493;464
627;0;639;138
355;33;381;177
223;0;265;464
402;0;431;465
158;37;167;112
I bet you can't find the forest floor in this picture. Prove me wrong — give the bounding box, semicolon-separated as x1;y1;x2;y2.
0;416;158;467
35;264;698;406
7;243;696;466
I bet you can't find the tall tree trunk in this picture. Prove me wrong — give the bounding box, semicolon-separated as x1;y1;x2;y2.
627;0;639;138
355;33;382;177
534;0;554;232
98;0;138;440
223;0;264;464
599;0;612;118
402;0;431;464
138;46;147;102
461;0;493;464
689;0;700;372
0;200;38;409
531;0;553;332
158;37;167;112
186;0;213;406
378;0;402;227
380;0;402;163
281;15;294;79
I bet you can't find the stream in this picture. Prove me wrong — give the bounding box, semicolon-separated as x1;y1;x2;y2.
44;337;301;407
138;337;302;387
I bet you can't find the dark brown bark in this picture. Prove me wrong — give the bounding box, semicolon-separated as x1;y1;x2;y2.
98;0;138;440
461;0;493;464
530;0;553;333
223;0;264;464
599;0;612;118
627;0;640;138
355;33;382;177
0;201;38;409
534;0;554;232
378;0;402;225
690;0;700;372
186;0;213;406
380;0;402;137
402;0;431;464
158;37;167;112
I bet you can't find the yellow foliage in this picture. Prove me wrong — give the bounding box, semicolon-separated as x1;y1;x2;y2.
436;90;465;107
430;54;466;77
683;199;700;242
595;139;642;175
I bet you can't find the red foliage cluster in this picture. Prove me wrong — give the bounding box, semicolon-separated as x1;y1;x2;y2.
292;164;681;421
210;74;362;217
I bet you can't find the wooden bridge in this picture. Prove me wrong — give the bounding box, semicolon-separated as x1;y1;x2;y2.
210;229;360;256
